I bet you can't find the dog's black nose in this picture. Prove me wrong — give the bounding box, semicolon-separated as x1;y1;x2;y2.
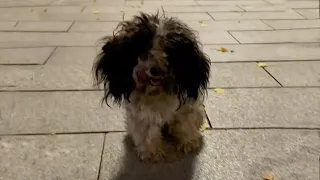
150;67;161;77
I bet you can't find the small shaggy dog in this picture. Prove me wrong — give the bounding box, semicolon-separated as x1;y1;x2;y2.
93;12;211;163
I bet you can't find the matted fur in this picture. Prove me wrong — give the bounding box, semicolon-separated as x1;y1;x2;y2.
93;12;211;163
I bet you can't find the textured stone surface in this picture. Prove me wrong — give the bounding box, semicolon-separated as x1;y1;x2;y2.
0;134;104;180
238;4;287;11
230;29;320;43
209;10;304;20
185;20;271;31
294;9;319;19
0;32;105;46
0;21;17;30
69;22;119;33
0;47;55;65
0;47;99;90
197;0;268;5
198;31;239;44
163;5;243;12
203;43;320;62
263;19;320;29
0;92;125;134
166;13;213;21
99;131;320;180
12;21;73;32
209;63;279;87
205;88;320;128
126;0;197;6
265;61;320;86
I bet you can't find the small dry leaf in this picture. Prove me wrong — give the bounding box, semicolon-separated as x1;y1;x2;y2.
214;88;225;94
92;0;96;2
257;63;267;68
218;47;228;52
199;121;210;132
200;23;208;27
263;172;274;180
92;10;100;14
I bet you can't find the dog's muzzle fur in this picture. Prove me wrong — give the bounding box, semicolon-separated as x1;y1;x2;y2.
92;12;211;163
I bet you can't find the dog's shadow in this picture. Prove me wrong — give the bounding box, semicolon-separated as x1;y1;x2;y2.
110;135;203;180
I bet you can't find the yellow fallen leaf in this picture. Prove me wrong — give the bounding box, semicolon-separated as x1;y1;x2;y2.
200;23;208;27
199;121;210;132
263;172;274;180
218;47;228;52
92;10;100;14
214;88;225;94
257;62;267;68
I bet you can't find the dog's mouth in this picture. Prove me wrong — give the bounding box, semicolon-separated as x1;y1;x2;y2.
149;78;162;86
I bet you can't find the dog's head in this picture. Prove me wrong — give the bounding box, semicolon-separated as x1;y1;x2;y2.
93;13;210;105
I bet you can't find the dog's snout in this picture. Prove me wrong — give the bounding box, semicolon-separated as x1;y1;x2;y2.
150;66;161;77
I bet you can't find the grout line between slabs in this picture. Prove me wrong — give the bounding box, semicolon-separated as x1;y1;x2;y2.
227;30;241;44
259;62;284;87
96;133;106;180
42;46;57;65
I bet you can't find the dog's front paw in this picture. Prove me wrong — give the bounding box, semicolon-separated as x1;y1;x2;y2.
177;137;202;153
137;149;165;163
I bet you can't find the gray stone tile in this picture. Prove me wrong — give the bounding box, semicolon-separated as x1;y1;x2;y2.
265;61;320;86
294;9;319;19
0;134;104;180
0;91;125;134
13;21;73;32
0;0;52;7
209;10;304;20
230;29;320;43
0;11;123;21
0;32;105;46
99;130;320;180
0;47;98;90
0;47;55;64
203;43;320;62
238;4;287;11
83;5;161;14
69;22;119;34
197;0;268;5
209;63;279;87
205;88;320;128
0;21;17;31
198;31;239;44
263;19;320;29
284;1;319;8
163;5;243;13
0;6;84;14
51;0;126;5
185;20;271;31
166;13;213;21
126;0;197;6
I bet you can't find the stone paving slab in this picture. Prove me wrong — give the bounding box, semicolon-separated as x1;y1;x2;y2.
51;0;126;6
198;31;239;44
209;63;279;87
205;88;320;128
0;0;52;7
0;92;125;134
100;130;320;180
265;61;320;86
230;29;320;43
0;21;18;31
185;20;272;31
294;9;320;19
162;5;243;13
209;10;304;20
238;4;288;11
203;43;320;62
158;12;213;21
0;32;105;47
10;21;73;32
126;0;197;6
69;22;119;33
0;47;97;89
0;47;55;65
0;6;84;14
263;19;320;29
0;134;103;180
0;11;123;21
196;0;268;5
82;5;162;14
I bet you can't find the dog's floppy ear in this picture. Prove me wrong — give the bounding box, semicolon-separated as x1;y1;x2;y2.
166;23;211;102
93;13;157;105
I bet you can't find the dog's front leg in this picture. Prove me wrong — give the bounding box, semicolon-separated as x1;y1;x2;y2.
128;122;165;163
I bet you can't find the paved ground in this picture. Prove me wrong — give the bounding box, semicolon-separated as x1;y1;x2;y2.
0;0;319;179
